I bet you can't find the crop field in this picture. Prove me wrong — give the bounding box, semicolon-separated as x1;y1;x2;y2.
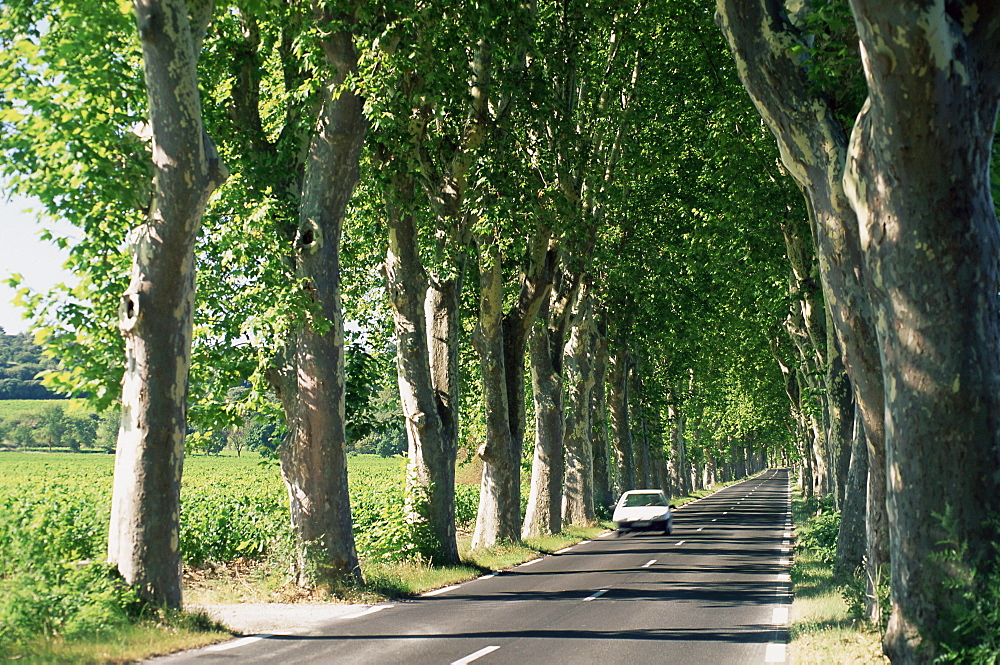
0;451;481;567
0;451;485;645
0;398;90;420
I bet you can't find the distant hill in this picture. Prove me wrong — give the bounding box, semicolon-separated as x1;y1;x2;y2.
0;327;60;399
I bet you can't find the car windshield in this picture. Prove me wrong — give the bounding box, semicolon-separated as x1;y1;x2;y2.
623;492;666;507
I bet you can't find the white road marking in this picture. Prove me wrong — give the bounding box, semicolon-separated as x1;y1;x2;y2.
518;558;541;567
598;532;614;538
578;540;592;545
342;604;394;619
583;589;609;601
712;518;717;522
783;531;791;538
422;584;462;597
642;559;656;568
777;573;791;582
206;636;263;652
675;540;686;546
764;643;786;662
478;573;497;580
772;607;789;625
697;527;704;531
779;558;790;566
452;646;501;664
554;546;574;554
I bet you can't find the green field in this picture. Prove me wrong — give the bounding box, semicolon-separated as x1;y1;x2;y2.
0;398;90;420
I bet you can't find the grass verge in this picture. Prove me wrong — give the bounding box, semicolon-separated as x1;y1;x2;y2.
788;488;886;664
3;610;232;664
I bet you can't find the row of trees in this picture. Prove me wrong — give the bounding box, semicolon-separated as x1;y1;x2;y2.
717;0;1000;661
2;0;793;601
0;328;59;399
4;0;996;659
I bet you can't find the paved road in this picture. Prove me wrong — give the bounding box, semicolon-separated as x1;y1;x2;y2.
155;468;792;664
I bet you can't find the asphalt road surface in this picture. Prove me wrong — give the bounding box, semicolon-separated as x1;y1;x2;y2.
154;468;793;664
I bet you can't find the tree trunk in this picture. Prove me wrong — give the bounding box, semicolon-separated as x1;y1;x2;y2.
716;0;889;622
561;285;596;526
470;234;520;548
845;3;1000;657
108;0;226;608
590;319;612;511
383;175;460;564
522;261;575;538
835;404;867;579
473;230;552;548
826;320;855;510
607;345;634;494
270;24;366;585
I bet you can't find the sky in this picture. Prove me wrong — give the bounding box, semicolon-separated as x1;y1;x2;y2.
0;193;78;335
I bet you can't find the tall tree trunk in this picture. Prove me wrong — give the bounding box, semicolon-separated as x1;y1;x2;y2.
522;262;575;538
716;0;889;622
562;285;596;526
383;174;459;564
845;4;1000;657
826;323;855;510
108;0;226;608
471;234;519;548
476;230;552;548
630;373;651;489
607;345;634;494
591;319;612;511
269;24;366;585
835;404;867;579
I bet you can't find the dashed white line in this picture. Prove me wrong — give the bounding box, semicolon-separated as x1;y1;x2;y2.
518;558;541;567
554;546;574;554
641;559;656;568
764;642;786;662
342;605;394;619
697;527;704;531
772;606;789;625
675;540;686;546
583;589;608;601
452;645;501;664
422;584;462;597
206;636;263;652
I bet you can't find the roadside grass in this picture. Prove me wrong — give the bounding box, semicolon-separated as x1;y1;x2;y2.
3;611;232;664
185;523;615;608
788;489;886;664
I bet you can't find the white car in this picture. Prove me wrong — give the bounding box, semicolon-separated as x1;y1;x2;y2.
612;489;675;537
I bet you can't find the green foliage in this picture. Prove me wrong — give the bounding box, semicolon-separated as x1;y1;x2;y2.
796;495;840;565
928;513;1000;663
0;330;60;399
0;399;107;451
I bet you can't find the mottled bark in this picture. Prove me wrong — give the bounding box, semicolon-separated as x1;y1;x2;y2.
271;23;365;585
472;231;552;548
844;3;1000;658
383;175;459;565
590;321;612;511
561;285;596;526
826;322;855;510
716;0;888;621
607;346;634;494
835;404;867;579
522;260;576;538
109;0;226;608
